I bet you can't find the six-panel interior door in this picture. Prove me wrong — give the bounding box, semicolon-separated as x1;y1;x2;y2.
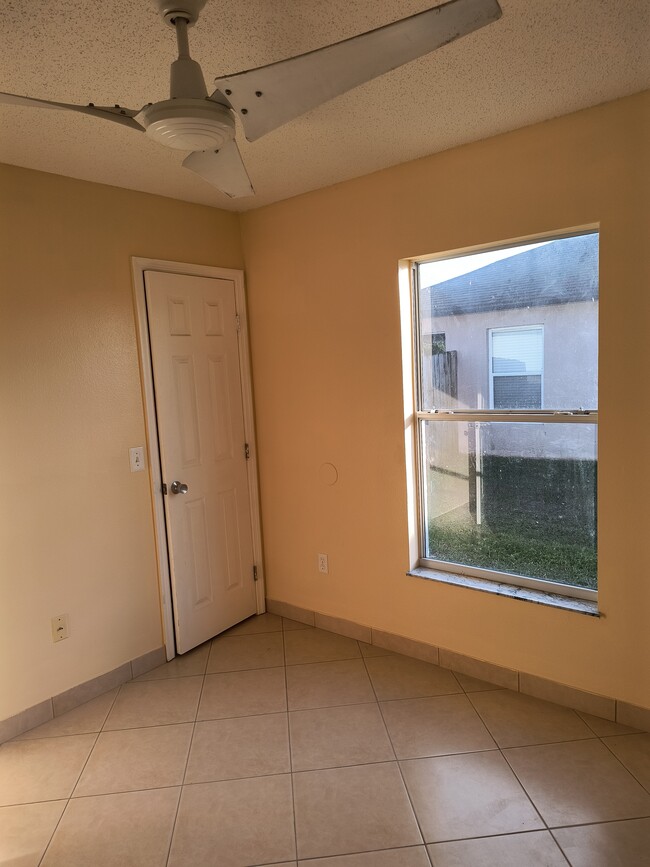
145;270;256;653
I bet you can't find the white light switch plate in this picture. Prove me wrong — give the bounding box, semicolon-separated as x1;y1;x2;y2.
129;446;146;472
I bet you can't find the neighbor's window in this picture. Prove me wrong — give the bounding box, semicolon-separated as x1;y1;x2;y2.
414;231;598;600
489;326;543;409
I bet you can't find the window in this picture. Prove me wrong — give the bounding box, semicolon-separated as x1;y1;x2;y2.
412;231;598;601
489;326;543;409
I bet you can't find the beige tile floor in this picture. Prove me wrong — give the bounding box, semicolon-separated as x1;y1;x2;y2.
2;613;650;866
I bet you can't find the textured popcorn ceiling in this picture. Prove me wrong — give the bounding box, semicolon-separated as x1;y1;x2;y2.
0;0;648;211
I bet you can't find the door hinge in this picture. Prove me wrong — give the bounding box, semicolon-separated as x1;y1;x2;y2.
235;314;241;332
162;482;168;495
253;565;258;582
244;443;250;460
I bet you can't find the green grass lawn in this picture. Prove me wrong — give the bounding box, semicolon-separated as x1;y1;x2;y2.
427;455;597;590
428;522;597;589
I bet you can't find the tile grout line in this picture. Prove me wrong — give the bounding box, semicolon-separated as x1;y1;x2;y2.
99;680;205;733
460;689;598;764
492;728;650;830
36;724;105;867
424;827;574;867
281;701;379;718
98;683;126;734
286;653;364;668
574;711;641;738
279;758;416;777
464;691;597;750
356;639;435;867
35;796;70;867
548;815;650;865
59;769;330;801
492;728;650;831
282;626;300;863
58;782;188;801
134;671;207;682
36;682;125;865
298;843;434;863
62;684;122;796
13;686;125;743
547;814;650;831
424;827;574;845
497;740;557;839
474;691;581;844
597;734;650;797
161;784;183;867
71;685;124;793
547;827;576;866
576;712;609;738
162;660;208;867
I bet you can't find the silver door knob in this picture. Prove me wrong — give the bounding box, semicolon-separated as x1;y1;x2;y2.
170;480;189;494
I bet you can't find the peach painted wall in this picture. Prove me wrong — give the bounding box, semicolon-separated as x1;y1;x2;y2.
0;165;243;719
241;91;650;709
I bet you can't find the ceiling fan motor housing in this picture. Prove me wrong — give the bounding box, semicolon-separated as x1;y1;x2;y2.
155;0;208;26
140;99;235;151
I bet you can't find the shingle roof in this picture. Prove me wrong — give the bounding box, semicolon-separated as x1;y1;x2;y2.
423;233;598;317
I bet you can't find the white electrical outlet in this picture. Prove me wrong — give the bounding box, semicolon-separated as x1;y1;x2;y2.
129;446;145;472
318;553;329;574
51;614;69;643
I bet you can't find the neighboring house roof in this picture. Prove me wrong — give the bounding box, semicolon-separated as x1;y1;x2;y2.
424;233;598;317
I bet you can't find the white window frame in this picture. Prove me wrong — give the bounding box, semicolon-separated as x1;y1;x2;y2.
402;229;598;604
488;325;544;410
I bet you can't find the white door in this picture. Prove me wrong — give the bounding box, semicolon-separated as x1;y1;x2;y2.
145;270;257;653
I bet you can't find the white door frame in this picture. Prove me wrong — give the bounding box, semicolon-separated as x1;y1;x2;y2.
131;257;266;660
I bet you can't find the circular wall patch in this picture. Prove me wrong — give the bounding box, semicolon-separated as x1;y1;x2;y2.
319;462;339;486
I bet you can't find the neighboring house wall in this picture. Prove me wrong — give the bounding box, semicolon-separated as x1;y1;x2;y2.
421;300;598;412
421;300;598;466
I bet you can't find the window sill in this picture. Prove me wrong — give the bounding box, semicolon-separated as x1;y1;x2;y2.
407;566;600;616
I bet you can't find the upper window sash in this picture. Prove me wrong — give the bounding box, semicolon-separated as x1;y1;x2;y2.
414;232;598;415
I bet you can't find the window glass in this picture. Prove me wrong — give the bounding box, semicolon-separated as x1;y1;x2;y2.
418;234;598;411
414;232;599;597
492;376;541;409
490;326;543;409
421;420;597;591
491;327;542;374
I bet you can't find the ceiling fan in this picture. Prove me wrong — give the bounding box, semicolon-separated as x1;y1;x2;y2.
0;0;502;198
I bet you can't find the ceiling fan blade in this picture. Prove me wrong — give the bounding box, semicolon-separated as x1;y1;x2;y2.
0;91;144;131
182;141;254;198
212;0;501;142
